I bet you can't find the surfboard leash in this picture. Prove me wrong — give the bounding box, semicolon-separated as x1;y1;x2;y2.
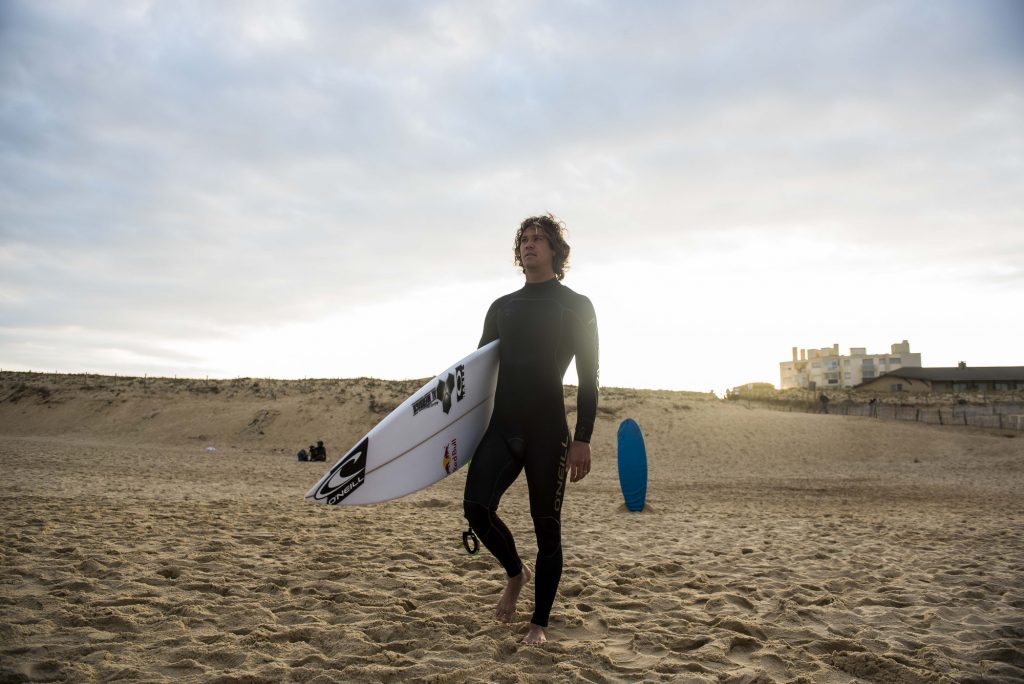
462;527;479;555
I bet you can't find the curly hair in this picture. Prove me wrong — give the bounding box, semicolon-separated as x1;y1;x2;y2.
513;213;571;281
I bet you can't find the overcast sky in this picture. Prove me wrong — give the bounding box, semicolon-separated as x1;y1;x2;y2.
1;0;1021;393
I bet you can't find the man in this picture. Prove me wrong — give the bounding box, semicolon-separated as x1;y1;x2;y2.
463;213;599;645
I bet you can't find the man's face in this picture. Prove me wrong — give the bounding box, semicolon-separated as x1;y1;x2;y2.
519;226;554;273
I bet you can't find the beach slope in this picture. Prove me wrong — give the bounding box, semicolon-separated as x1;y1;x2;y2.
2;373;1022;682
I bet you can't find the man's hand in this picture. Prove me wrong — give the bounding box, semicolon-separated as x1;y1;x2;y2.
567;440;591;482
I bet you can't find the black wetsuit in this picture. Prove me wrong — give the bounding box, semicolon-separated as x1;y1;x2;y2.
463;278;599;628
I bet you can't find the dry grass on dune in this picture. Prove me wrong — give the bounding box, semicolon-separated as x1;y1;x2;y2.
1;372;1023;683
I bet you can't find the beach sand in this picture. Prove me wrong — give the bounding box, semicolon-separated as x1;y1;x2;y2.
1;373;1022;682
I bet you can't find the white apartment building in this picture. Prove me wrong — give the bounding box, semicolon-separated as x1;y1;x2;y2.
780;340;922;390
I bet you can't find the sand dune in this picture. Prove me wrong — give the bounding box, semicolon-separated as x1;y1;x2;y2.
1;372;1022;682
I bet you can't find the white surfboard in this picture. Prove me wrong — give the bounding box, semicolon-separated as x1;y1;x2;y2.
306;341;499;505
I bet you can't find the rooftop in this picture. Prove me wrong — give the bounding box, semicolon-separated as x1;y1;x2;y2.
868;366;1024;383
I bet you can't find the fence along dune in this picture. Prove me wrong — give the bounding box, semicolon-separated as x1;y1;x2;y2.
729;385;1024;431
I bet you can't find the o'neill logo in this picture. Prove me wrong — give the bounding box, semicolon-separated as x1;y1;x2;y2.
553;434;569;513
313;437;368;504
442;438;458;474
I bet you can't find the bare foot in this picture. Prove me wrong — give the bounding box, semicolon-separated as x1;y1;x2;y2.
522;623;547;645
495;565;531;623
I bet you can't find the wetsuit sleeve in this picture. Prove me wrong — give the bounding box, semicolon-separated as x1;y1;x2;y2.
572;296;599;443
478;299;500;348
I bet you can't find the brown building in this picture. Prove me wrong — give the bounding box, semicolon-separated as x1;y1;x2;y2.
856;364;1024;394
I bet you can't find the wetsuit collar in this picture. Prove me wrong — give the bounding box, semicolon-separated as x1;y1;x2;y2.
523;277;560;289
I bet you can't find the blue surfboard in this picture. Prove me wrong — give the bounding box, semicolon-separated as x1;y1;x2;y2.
617;418;648;512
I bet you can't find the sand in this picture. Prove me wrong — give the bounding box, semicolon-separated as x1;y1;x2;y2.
1;372;1022;683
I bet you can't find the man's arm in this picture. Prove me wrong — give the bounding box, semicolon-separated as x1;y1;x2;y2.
478;300;500;348
572;296;599;444
568;296;598;482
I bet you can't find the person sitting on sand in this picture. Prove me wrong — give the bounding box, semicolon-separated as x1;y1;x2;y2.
463;213;599;646
311;440;327;462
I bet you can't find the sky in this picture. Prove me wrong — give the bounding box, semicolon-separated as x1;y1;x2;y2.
1;0;1022;394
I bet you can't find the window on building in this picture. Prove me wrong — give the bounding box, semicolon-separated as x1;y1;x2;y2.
994;382;1009;391
863;372;875;379
889;358;901;364
953;383;968;392
890;383;903;392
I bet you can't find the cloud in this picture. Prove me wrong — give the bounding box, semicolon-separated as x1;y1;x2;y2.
1;0;1021;383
